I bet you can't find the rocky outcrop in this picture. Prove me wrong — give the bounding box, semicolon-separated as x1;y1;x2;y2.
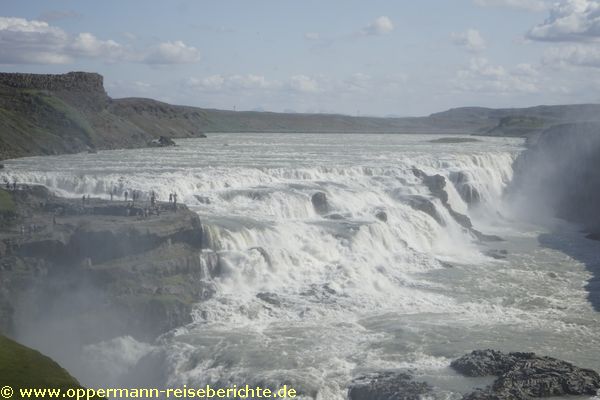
348;372;432;400
411;168;501;241
451;350;600;400
311;192;329;215
0;186;217;342
375;210;388;222
0;72;106;94
148;136;176;147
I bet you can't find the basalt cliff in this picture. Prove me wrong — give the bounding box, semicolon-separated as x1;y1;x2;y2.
0;185;218;348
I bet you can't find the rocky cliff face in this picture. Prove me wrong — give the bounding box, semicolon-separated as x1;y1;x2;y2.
0;72;106;94
0;72;202;160
0;186;218;345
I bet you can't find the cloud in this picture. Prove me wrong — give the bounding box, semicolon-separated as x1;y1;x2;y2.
452;29;487;52
289;75;320;92
0;16;200;65
454;57;540;94
70;33;126;60
527;0;600;42
474;0;551;11
362;16;394;36
0;16;71;63
143;41;200;64
543;43;600;67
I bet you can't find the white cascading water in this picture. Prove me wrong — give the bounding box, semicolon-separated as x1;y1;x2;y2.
3;133;600;400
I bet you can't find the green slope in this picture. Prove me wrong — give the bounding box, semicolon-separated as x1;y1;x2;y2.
0;334;100;398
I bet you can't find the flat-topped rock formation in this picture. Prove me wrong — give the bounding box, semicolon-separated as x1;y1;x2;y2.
0;185;217;343
0;72;106;94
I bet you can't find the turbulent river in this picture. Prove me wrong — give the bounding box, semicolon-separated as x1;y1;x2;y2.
3;133;600;399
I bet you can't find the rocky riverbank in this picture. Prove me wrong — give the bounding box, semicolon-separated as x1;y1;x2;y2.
0;185;217;344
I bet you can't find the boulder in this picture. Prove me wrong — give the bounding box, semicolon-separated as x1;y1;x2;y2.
452;350;600;400
348;372;432;400
375;210;388;222
311;192;329;215
148;136;176;147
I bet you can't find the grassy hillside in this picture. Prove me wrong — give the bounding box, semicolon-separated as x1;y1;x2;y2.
0;334;90;395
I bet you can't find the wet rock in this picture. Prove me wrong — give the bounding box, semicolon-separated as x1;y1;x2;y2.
311;192;329;215
452;350;600;400
148;135;176;147
256;292;281;307
451;350;518;377
448;208;473;229
348;371;432;400
375;210;388;222
403;195;444;225
485;250;508;260
412;170;503;241
547;272;558;279
423;174;449;204
325;213;345;220
473;230;504;242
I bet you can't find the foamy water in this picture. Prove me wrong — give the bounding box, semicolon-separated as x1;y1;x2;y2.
3;133;600;399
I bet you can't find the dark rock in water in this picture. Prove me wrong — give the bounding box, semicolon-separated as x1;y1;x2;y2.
451;350;518;377
473;230;504;242
325;213;345;220
348;372;432;400
311;192;329;215
485;249;508;260
412;169;502;241
452;350;600;400
423;174;449;204
438;260;454;268
256;292;281;307
548;272;558;279
375;210;388;222
448;208;473;229
148;135;176;147
0;164;5;169
403;195;444;225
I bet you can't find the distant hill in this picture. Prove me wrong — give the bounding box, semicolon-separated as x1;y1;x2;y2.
2;71;600;160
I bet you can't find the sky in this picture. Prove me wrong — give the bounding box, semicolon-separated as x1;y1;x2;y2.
1;0;600;116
